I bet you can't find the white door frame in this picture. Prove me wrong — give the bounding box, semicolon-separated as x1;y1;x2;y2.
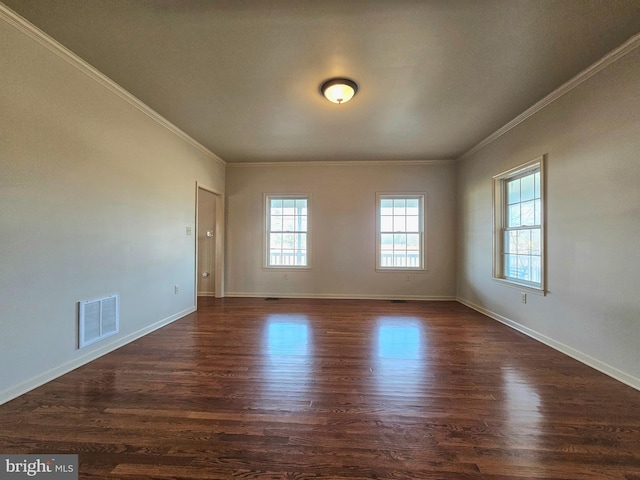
195;182;224;302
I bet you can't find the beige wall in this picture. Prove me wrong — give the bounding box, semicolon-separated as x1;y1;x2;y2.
226;162;457;299
456;47;640;388
0;12;225;403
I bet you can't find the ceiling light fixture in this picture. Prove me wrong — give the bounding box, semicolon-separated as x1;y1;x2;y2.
320;78;358;104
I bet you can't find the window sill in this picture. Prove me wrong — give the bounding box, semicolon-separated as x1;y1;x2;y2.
263;266;312;271
376;267;426;273
493;277;546;296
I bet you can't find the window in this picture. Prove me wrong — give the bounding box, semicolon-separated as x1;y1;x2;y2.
376;194;425;270
493;157;545;290
265;195;309;268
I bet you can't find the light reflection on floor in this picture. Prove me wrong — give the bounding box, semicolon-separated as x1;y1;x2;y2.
266;316;310;356
261;315;313;407
377;321;422;360
502;368;542;453
503;368;541;419
373;317;426;400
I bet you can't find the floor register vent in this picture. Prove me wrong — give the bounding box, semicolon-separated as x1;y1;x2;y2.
79;294;119;348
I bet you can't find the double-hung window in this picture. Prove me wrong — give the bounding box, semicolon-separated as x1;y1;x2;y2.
376;194;425;270
493;157;545;290
265;195;309;268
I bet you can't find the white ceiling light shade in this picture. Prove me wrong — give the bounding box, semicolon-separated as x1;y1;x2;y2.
320;78;358;104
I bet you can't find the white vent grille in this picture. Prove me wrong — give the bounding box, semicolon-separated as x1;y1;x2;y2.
79;294;119;348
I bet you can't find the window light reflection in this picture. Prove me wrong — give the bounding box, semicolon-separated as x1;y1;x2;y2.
261;315;312;409
373;317;426;401
503;369;541;423
377;319;422;359
265;315;310;356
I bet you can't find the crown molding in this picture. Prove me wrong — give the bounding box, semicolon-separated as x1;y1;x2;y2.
0;3;226;167
459;32;640;161
228;159;454;168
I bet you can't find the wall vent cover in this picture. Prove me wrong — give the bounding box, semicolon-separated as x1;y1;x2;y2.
79;294;119;348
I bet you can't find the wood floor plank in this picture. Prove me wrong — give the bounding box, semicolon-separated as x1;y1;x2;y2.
1;298;640;479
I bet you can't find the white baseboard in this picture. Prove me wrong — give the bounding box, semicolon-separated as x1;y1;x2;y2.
197;291;216;297
457;297;640;392
224;291;456;301
0;306;196;406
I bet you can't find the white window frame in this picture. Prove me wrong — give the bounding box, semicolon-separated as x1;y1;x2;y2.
264;194;311;269
376;193;426;271
493;156;545;292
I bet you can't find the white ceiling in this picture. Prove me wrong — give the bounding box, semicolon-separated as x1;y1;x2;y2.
4;0;640;163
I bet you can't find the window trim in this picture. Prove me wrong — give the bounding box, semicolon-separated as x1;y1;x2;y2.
376;192;426;272
263;193;311;270
492;156;546;293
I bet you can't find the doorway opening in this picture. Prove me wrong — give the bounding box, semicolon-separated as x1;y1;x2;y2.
196;184;224;300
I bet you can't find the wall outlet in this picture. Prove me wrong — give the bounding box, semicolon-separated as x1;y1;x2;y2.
521;292;527;304
174;285;179;294
186;227;192;236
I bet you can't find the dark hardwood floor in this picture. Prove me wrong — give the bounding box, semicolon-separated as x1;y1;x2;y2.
1;298;640;479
